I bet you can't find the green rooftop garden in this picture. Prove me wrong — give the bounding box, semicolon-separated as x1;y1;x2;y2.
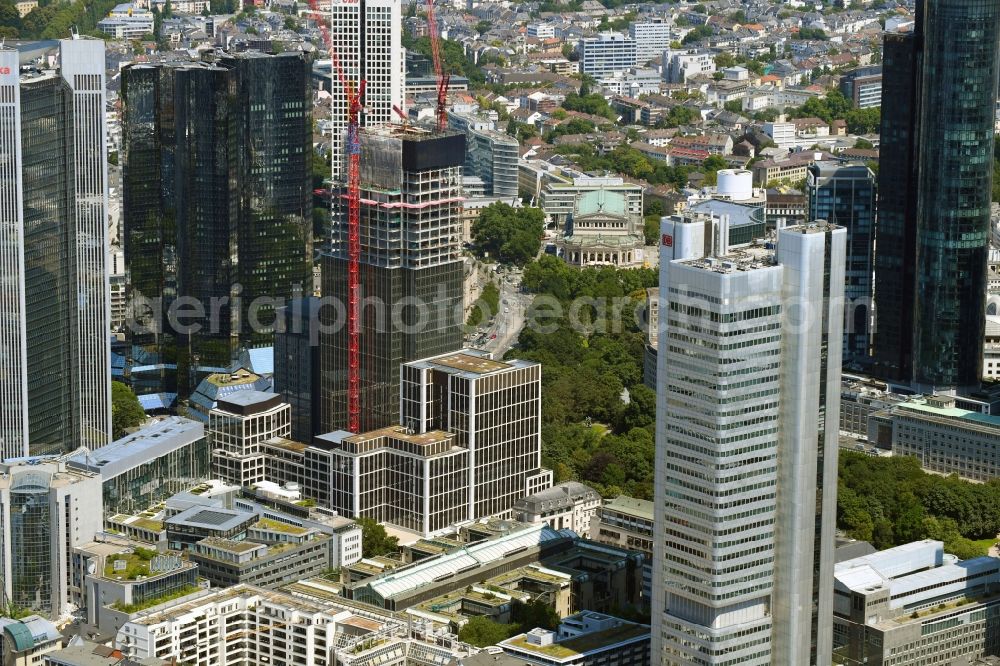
111;584;200;614
104;547;158;580
131;518;164;532
253;518;308;535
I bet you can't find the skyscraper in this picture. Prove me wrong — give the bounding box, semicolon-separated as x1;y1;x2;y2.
122;52;312;397
319;125;465;434
807;162;876;362
872;1;1000;389
652;218;845;665
0;38;111;459
329;0;404;182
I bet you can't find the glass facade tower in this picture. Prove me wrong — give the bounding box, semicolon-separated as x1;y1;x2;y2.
0;39;111;459
873;0;1000;388
121;52;312;397
807;162;876;362
319;127;466;435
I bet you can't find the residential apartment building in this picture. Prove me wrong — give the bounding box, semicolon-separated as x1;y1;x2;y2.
320;126;466;434
872;1;1000;388
663;49;715;83
868;394;1000;482
807;162;877;361
513;482;601;534
329;0;403;181
630;20;671;65
579;33;636;78
0;458;103;619
121;53;312;397
653;219;846;665
834;540;1000;665
115;586;349;664
0;40;112;459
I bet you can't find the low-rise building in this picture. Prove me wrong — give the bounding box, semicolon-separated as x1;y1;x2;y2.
513;482;601;534
189;521;332;590
589;495;653;600
663;49;715;83
0;616;62;664
834;540;1000;665
97;3;154;38
869;394;1000;482
499;612;650;666
67;416;209;517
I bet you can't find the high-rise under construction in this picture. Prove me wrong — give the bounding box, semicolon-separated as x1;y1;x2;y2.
320;125;466;434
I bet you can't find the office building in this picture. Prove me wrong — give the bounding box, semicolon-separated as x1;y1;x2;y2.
0;40;111;459
653;220;846;665
500;613;650;666
121;52;312;398
402;352;549;519
320;126;466;433
807;162;877;361
590;495;653;600
320;351;548;536
839;376;907;441
579;33;636;78
663;49;715;83
838;65;882;109
872;1;1000;388
868;393;1000;482
0;616;62;664
67;416;209;516
97;3;155;38
329;0;404;181
209;391;291;487
464;124;519;198
513;482;601;534
77;542;199;633
188;523;333;590
0;458;103;619
834;540;1000;665
629;20;671;66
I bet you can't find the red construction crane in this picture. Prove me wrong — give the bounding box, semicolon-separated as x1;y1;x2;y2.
425;0;450;132
309;0;365;434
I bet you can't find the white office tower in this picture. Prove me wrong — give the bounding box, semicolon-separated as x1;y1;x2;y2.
0;38;110;459
329;0;404;181
652;217;845;666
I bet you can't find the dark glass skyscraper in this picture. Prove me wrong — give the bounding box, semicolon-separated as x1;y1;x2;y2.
122;52;312;398
807;162;876;362
873;0;1000;389
319;126;465;434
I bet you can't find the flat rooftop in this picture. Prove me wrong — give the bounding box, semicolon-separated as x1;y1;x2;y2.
166;505;255;532
428;353;511;374
602;495;654;522
67;416;204;478
348;426;454;447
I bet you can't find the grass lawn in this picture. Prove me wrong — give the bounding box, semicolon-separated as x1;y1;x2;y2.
970;538;996;555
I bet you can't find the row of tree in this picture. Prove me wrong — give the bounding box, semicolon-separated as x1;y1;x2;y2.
839;452;1000;558
513;256;658;499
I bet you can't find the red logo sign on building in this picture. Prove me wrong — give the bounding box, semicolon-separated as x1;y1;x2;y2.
662;234;673;247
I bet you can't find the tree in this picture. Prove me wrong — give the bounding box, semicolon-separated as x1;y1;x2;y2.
112;381;146;439
475;19;490;34
471;203;544;266
356;517;399;557
854;138;874;150
457;616;518;647
701;154;728;186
